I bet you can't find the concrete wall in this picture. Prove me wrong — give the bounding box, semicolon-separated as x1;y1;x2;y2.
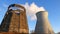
0;4;29;33
35;11;54;34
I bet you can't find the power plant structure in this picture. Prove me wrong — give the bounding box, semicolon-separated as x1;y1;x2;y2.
0;4;54;34
0;4;29;34
35;11;54;34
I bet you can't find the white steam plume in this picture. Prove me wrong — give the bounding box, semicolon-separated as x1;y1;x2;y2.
24;2;46;20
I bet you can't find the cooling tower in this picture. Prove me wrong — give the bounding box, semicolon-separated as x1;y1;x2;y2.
0;4;29;33
35;11;54;34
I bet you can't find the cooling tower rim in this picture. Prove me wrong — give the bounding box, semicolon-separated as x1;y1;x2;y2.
8;4;26;11
36;11;48;15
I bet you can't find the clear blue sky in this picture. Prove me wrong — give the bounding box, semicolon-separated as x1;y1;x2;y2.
0;0;60;33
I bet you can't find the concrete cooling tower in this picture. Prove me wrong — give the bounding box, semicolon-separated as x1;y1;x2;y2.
35;11;54;34
0;4;29;33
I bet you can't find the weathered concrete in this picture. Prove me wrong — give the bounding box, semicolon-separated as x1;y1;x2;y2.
0;4;29;34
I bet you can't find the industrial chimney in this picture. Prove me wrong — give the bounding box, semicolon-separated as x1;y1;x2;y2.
35;11;54;34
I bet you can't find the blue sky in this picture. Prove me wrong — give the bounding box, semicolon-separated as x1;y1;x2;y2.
0;0;60;33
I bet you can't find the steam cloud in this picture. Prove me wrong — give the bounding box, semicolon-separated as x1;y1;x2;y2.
24;2;46;20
